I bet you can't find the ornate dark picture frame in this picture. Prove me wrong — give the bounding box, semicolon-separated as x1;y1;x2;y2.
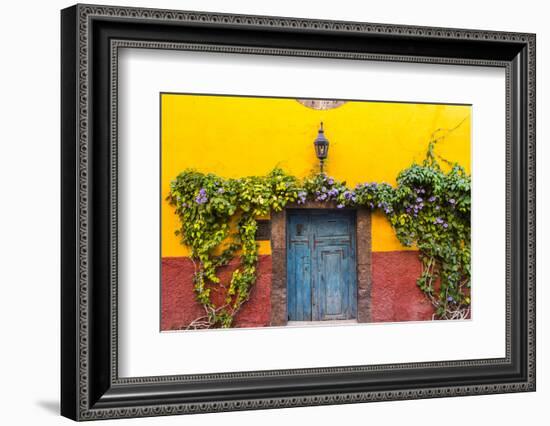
61;4;536;421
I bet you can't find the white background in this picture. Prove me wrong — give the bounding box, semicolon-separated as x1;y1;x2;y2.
0;0;547;425
119;49;506;377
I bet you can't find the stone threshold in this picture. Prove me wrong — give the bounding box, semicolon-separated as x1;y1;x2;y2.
286;319;359;327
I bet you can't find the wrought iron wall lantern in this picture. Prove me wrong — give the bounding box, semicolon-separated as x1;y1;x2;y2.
313;122;330;173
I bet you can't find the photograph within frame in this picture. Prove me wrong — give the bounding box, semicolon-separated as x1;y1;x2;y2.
160;93;473;332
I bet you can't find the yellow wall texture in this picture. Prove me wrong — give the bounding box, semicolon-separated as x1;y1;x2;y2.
161;94;471;257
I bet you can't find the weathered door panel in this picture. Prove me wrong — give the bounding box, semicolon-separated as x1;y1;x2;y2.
287;214;312;321
287;210;357;321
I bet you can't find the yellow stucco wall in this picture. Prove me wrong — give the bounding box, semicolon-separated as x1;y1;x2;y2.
161;94;471;257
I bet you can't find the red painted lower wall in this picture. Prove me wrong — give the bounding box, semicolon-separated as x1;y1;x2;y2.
161;250;434;330
161;256;272;330
371;251;434;322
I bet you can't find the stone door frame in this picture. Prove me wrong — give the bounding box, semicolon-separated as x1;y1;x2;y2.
270;201;372;326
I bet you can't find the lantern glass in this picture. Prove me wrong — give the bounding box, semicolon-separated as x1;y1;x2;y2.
314;123;329;161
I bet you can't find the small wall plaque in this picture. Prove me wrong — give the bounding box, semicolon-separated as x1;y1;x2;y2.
256;220;271;240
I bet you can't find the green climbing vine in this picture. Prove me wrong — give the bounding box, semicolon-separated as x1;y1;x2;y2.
167;169;300;328
168;138;471;328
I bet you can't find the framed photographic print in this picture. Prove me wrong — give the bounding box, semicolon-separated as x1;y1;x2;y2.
61;3;536;421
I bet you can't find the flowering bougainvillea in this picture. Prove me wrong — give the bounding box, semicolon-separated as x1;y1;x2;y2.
168;144;471;328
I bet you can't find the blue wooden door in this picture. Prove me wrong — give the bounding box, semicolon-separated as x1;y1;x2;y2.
287;210;357;321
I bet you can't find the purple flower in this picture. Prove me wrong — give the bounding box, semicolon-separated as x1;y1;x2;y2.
443;223;449;228
384;207;392;214
428;196;436;202
337;204;344;209
181;202;187;208
449;198;456;204
416;197;423;203
435;217;444;224
195;188;208;204
217;187;224;193
435;205;440;210
344;191;353;200
447;296;454;302
406;207;412;214
328;178;334;185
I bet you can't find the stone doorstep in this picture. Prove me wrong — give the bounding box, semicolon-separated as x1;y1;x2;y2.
286;319;359;327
